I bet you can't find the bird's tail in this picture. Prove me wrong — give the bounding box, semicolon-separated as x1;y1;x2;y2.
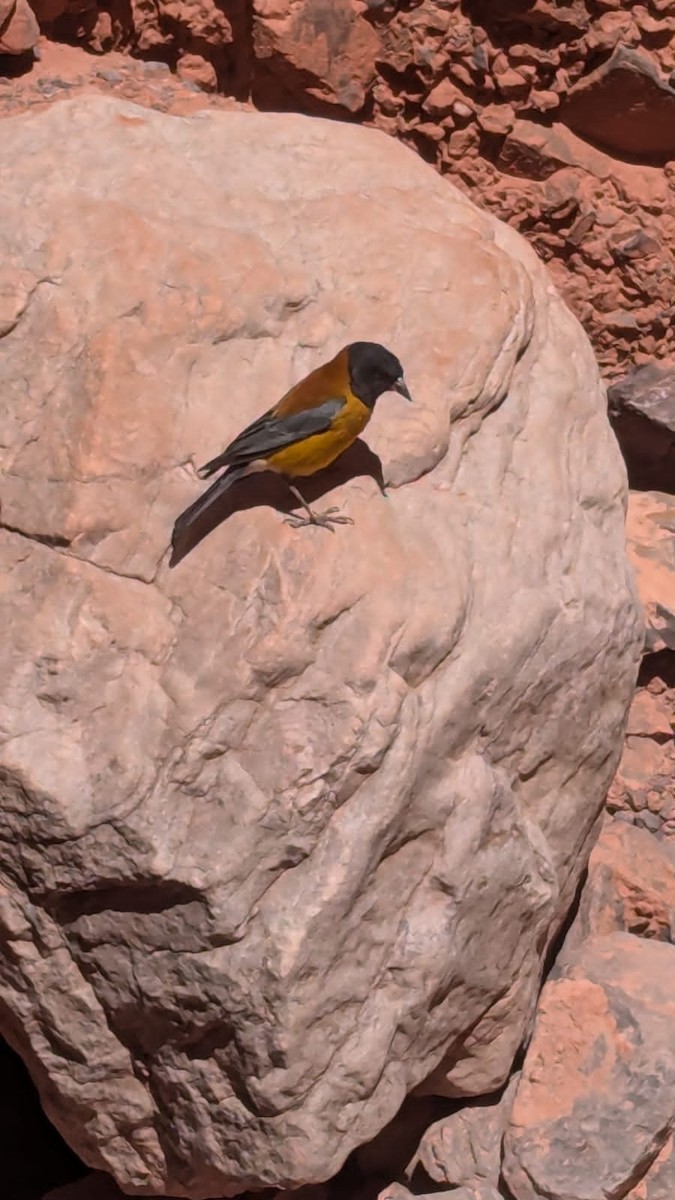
198;451;229;479
172;465;248;540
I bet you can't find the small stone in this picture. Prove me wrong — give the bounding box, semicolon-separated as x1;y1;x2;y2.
176;53;217;93
96;68;123;84
603;310;640;331
636;810;662;832
423;78;460;117
647;790;666;815
496;68;530;99
447;62;473;89
452;100;474;119
415;121;445;142
528;90;560;112
477;103;515;136
143;60;171;74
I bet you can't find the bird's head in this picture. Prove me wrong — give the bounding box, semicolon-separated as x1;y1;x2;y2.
346;341;412;409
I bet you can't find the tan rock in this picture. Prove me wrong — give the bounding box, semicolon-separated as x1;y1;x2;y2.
503;934;675;1200
0;96;641;1196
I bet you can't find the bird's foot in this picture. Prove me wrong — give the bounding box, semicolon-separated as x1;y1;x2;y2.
284;506;354;532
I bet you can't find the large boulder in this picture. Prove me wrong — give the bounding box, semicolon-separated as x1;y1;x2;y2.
0;96;641;1196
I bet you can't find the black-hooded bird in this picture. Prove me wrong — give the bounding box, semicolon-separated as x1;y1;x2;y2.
171;341;411;551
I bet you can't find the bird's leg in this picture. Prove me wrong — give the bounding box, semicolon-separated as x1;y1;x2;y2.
284;483;354;531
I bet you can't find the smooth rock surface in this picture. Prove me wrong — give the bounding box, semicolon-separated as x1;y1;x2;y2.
503;933;675;1200
0;96;640;1196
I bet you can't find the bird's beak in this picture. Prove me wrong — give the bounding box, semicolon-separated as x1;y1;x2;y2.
392;375;412;402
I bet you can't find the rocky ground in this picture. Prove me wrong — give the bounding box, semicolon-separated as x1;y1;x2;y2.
1;5;674;1200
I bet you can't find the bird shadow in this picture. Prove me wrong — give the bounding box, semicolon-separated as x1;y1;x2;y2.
168;439;386;567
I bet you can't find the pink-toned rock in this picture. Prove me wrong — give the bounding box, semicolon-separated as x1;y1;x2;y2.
477;103;515;136
176;51;217;92
560;819;675;959
423;79;461;119
503;933;675;1200
0;96;640;1196
626;689;674;740
0;0;39;52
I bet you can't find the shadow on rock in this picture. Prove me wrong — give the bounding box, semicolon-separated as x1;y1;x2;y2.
169;438;386;567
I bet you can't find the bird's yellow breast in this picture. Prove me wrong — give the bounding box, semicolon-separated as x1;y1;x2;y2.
266;391;372;478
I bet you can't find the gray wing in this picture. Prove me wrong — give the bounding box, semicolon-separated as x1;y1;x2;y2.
199;397;346;478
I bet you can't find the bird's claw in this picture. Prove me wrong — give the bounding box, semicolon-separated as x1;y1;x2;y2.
284;507;354;531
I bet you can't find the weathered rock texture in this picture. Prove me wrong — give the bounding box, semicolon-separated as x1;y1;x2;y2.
0;96;640;1196
19;0;675;379
503;933;675;1200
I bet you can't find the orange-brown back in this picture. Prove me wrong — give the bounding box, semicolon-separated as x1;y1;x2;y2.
272;347;352;417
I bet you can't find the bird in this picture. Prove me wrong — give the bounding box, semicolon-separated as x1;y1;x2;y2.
171;341;411;550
